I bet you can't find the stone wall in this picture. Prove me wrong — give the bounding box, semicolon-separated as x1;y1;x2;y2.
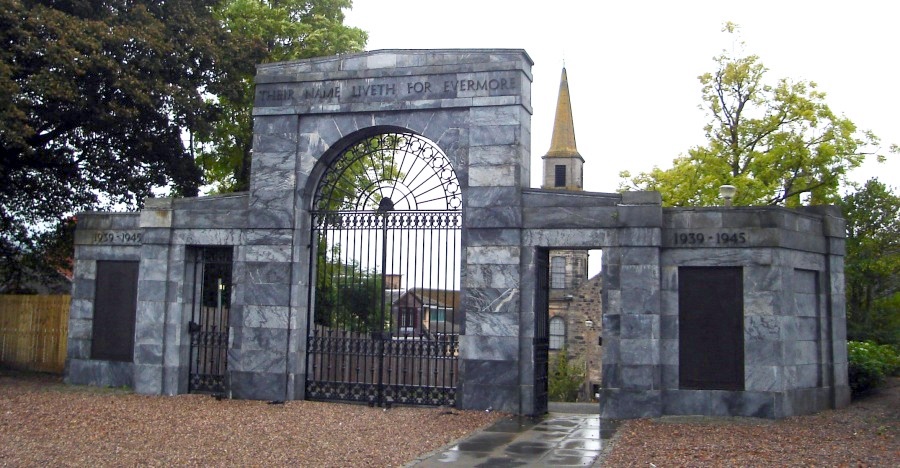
65;49;849;420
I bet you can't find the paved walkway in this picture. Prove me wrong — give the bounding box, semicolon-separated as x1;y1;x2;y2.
411;410;617;467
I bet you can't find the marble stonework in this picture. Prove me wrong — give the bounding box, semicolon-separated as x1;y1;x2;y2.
66;49;849;419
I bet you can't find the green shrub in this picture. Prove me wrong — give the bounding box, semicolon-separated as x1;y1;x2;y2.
847;340;900;397
548;347;584;402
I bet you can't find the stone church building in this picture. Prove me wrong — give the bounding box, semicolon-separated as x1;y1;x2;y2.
65;49;850;419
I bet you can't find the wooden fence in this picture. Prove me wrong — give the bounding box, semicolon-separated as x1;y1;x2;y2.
0;295;70;373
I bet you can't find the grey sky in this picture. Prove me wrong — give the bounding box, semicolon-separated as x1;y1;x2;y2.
345;0;899;193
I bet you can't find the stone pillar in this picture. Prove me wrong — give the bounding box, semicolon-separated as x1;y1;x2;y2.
229;114;299;400
133;198;175;394
459;104;532;414
599;192;664;418
820;208;850;409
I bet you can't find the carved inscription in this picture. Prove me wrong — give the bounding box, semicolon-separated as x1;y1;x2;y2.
92;231;143;244
257;89;294;101
671;231;747;246
443;77;517;92
303;86;340;99
350;83;397;96
256;75;519;105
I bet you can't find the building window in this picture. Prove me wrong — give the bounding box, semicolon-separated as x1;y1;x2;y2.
549;316;565;350
399;307;418;328
551;256;566;289
427;306;448;322
554;164;566;187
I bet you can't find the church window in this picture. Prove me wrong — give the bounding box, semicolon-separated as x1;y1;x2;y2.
549;316;566;350
554;165;566;187
551;256;566;289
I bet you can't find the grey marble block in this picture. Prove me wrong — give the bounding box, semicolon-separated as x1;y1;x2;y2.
234;348;287;373
133;343;163;365
746;315;781;341
66;359;134;388
243;282;291;307
466;206;522;228
618;339;659;365
243;305;291;329
137;280;169;302
68;318;92;340
620;314;659;339
745;340;783;366
745;365;783;392
620;365;660;390
459;335;518;361
599;389;662;419
66;338;91;360
459;359;517;386
459;383;519;413
662;389;709;415
230;371;286;401
465;186;520;208
133;364;164;395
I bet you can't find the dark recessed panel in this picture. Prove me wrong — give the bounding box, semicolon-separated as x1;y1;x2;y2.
678;267;744;390
91;260;139;362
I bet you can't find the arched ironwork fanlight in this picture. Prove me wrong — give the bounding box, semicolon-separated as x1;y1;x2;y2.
312;132;461;213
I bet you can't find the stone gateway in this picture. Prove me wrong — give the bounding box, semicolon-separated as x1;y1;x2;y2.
66;49;850;419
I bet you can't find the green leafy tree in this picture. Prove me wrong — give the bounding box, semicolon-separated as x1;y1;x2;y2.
840;179;900;346
0;0;237;285
621;23;885;207
314;241;387;332
548;347;584;402
197;0;368;192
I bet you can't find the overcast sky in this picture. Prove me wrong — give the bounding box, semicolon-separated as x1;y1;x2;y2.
345;0;899;193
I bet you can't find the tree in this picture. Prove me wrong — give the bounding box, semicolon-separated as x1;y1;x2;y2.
196;0;368;192
621;23;885;207
840;179;900;346
314;241;387;332
548;347;584;402
1;1;367;289
1;0;238;286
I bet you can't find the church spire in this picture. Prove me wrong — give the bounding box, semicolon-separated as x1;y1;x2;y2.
544;67;582;159
542;67;584;191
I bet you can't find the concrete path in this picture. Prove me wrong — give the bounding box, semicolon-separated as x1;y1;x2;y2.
411;412;617;467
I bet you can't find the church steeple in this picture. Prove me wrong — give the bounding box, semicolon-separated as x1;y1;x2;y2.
545;67;581;159
542;67;584;190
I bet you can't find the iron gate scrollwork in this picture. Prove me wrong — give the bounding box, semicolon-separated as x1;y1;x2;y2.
307;132;462;407
188;247;233;395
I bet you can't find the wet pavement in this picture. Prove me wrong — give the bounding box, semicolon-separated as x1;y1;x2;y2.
411;412;618;467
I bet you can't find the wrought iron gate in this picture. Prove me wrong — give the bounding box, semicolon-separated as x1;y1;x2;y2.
306;132;461;407
188;247;233;394
534;250;550;414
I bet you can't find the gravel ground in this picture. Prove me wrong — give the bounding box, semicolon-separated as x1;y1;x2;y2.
0;369;502;467
3;369;897;467
602;378;899;467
